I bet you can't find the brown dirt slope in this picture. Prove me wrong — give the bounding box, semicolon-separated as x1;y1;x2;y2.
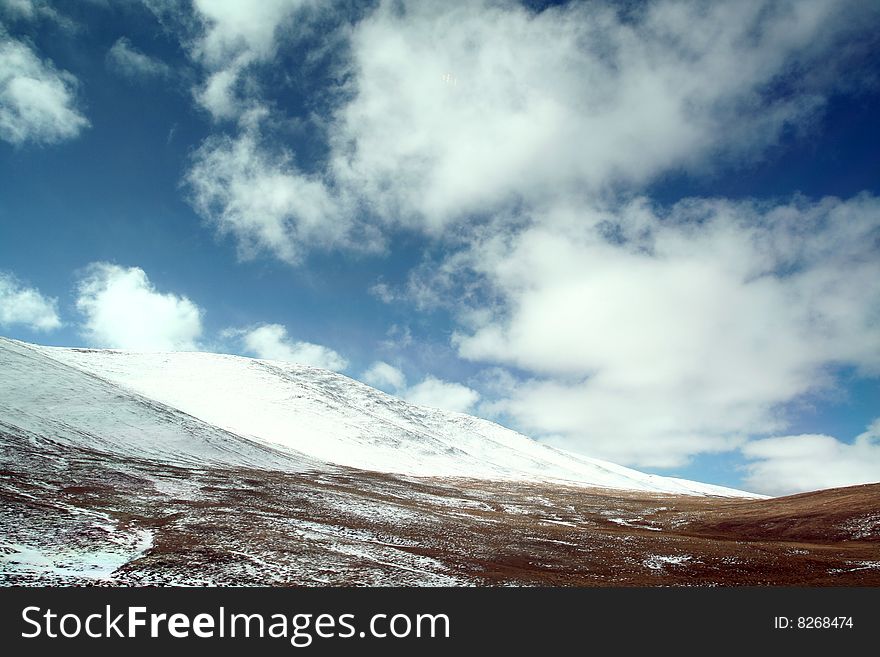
1;431;878;586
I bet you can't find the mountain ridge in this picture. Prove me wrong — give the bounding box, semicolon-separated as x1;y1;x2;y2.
2;336;755;497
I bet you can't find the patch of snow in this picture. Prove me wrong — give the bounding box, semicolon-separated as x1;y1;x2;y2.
643;554;693;571
608;517;662;531
842;514;880;540
829;561;880;574
0;529;152;581
541;518;577;527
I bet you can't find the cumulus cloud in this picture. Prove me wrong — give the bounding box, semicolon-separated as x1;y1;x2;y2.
327;0;876;230
0;271;61;331
170;0;880;471
360;360;480;413
337;1;871;226
0;31;89;145
742;420;880;496
362;360;406;391
403;375;480;414
180;0;879;262
430;194;880;467
106;37;170;80
237;323;348;371
75;263;203;351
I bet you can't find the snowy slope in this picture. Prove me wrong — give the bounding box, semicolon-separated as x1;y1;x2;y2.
0;339;314;471
3;337;756;496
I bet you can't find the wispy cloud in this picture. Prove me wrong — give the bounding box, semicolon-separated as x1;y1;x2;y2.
188;0;314;120
0;0;40;21
0;0;74;28
185;122;382;263
106;37;170;80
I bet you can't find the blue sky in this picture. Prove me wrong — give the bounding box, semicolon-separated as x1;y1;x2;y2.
1;0;878;494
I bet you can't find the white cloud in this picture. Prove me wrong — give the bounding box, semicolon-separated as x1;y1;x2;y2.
322;0;872;231
178;0;350;257
192;0;303;65
362;360;406;391
403;375;480;414
185;125;380;263
0;0;67;25
0;271;61;331
0;31;89;145
170;0;880;472
189;0;312;119
369;281;396;304
742;419;880;496
182;0;878;262
0;0;37;20
436;194;880;467
75;263;203;351
360;360;479;413
106;37;170;79
238;323;348;371
378;323;413;351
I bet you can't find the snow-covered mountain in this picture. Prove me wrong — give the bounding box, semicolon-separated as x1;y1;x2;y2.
7;337;877;588
1;337;754;497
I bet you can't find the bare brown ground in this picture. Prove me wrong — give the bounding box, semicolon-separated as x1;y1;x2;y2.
1;431;878;586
